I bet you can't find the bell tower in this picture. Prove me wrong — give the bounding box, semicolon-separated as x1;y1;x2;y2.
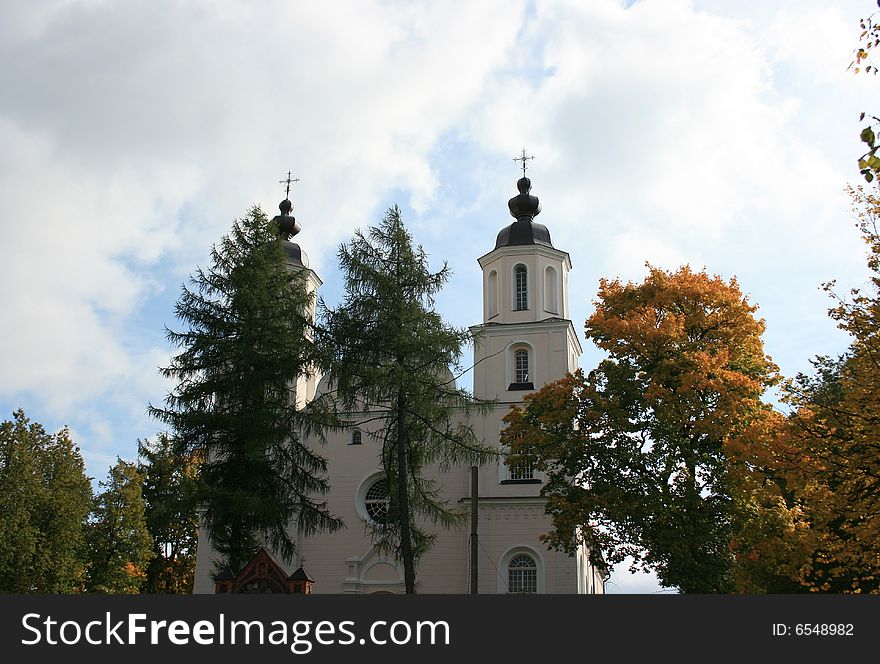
470;171;581;401
270;173;323;409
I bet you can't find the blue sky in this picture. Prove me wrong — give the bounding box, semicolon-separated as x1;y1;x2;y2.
1;0;875;593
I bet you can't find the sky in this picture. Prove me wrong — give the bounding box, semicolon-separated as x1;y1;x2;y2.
1;0;876;594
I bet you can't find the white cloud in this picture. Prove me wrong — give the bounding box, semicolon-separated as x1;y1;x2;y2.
606;227;690;281
0;0;526;417
457;0;867;365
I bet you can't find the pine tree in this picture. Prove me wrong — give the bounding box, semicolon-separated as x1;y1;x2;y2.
85;459;153;593
321;206;494;593
138;433;200;593
0;410;92;593
150;206;341;574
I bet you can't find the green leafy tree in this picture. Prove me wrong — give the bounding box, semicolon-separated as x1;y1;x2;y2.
503;266;778;593
85;459;154;593
138;433;201;593
150;206;342;574
321;206;494;593
0;410;92;593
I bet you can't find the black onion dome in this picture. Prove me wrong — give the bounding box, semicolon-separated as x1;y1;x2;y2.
495;176;552;249
508;177;540;219
271;198;309;267
272;199;301;239
270;198;308;267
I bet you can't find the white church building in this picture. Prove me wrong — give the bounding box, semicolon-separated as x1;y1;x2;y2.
193;173;606;594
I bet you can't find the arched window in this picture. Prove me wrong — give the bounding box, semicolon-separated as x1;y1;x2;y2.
514;348;529;384
544;266;558;314
363;478;389;523
487;270;498;318
514;264;528;311
508;345;534;392
350;429;362;445
507;553;538;594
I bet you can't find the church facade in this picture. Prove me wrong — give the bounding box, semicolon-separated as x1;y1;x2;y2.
193;174;606;594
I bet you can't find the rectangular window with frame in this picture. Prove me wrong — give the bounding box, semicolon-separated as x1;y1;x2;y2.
514;349;529;384
515;265;528;310
508;445;535;481
509;568;537;593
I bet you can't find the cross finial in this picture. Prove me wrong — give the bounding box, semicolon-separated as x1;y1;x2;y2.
279;170;300;199
513;148;535;178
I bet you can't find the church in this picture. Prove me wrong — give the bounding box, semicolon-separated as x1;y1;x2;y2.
193;169;607;594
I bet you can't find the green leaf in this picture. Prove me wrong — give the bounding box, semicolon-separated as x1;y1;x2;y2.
860;126;876;147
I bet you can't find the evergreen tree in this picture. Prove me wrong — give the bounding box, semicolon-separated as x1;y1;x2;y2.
138;433;200;593
321;206;494;593
0;410;92;593
150;206;341;574
85;459;153;593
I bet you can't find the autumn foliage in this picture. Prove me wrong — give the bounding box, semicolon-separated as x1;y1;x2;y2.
730;186;880;593
503;266;778;593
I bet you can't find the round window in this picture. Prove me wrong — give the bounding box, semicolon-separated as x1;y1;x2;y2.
364;478;389;523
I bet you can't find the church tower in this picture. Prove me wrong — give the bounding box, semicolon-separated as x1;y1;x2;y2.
270;177;323;409
471;173;582;402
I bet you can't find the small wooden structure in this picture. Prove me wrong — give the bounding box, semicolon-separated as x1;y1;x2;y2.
214;547;315;594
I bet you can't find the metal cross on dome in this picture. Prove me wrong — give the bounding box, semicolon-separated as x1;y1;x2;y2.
279;170;300;198
513;148;535;177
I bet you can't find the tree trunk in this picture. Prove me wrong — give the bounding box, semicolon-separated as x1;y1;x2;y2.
392;225;416;594
229;519;242;575
396;391;416;593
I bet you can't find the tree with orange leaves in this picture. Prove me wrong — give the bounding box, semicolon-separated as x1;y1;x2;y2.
503;266;778;593
809;186;880;591
737;186;880;593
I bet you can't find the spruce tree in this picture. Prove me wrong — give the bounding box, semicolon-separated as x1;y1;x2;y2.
321;206;494;593
150;206;341;574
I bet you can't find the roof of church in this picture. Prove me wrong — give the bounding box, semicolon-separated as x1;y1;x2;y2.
281;239;309;268
479;316;570;327
290;566;315;582
495;176;553;249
